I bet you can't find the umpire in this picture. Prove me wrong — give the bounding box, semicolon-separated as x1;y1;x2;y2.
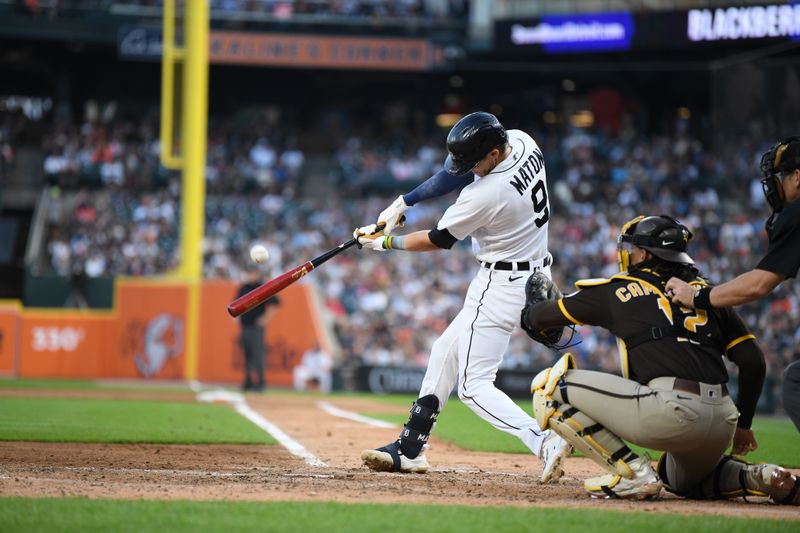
522;215;799;503
237;266;280;392
666;136;800;433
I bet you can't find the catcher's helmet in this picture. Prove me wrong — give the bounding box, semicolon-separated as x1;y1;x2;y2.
617;215;694;272
443;112;508;175
760;136;800;215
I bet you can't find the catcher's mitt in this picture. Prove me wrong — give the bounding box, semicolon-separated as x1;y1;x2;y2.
520;271;565;348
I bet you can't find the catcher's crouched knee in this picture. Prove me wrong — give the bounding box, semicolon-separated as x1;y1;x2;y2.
530;353;576;428
531;356;633;479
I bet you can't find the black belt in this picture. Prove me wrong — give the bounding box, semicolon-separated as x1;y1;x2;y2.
481;255;551;271
673;378;729;398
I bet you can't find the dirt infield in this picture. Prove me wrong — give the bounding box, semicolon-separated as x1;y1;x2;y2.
0;390;798;520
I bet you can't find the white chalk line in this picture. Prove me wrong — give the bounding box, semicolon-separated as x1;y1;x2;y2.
0;466;338;480
196;389;327;468
317;401;398;429
9;466;247;478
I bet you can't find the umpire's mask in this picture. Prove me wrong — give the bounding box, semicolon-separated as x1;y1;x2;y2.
760;136;800;225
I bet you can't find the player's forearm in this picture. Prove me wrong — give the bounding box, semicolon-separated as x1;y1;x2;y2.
728;342;766;429
384;231;440;252
402;169;472;206
525;301;572;331
707;270;784;307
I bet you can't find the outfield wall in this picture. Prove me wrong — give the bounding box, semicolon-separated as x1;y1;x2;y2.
0;280;324;386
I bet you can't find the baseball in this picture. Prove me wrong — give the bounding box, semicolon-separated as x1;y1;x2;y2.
249;245;270;264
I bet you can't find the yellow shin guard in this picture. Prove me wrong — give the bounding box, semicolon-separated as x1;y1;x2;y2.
531;353;634;479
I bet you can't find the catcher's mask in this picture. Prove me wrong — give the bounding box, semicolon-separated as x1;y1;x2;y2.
617;215;694;272
760;136;800;219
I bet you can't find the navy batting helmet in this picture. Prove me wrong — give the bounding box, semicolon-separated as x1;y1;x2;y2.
443;112;508;176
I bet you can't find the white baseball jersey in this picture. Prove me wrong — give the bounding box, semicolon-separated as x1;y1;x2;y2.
437;129;550;263
417;128;553;459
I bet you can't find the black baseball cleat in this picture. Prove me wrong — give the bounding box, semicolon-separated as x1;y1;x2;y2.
361;441;429;473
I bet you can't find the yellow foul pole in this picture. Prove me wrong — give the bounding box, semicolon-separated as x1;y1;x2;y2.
161;0;209;381
181;1;209;381
159;0;182;170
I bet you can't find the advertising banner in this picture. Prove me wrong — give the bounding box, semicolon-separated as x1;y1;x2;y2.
507;12;634;54
17;281;188;380
119;27;443;71
12;279;324;384
110;281;188;379
687;4;800;43
341;364;536;399
495;4;800;54
210;31;441;71
18;312;114;379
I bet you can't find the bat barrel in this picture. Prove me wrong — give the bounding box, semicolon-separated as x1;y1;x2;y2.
226;237;359;318
227;261;313;317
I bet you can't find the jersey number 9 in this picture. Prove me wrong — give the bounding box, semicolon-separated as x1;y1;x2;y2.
531;180;550;228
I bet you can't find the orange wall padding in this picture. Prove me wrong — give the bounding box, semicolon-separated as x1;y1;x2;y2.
0;280;323;385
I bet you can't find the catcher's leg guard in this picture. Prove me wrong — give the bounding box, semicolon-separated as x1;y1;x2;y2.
530;353;575;429
531;354;635;479
662;453;798;504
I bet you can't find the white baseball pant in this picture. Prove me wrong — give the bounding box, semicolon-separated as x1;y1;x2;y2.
419;263;552;455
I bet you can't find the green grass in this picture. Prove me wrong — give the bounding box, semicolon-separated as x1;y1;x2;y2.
364;395;530;453
0;498;796;532
363;394;800;467
0;397;276;444
728;418;800;467
0;378;99;390
0;378;195;393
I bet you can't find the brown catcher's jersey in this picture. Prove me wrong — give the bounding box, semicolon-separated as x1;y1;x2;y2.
558;270;756;385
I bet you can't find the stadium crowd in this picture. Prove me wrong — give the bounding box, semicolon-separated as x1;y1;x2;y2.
37;114;799;407
18;0;470;20
41;107;304;195
116;0;469;19
0;107;27;185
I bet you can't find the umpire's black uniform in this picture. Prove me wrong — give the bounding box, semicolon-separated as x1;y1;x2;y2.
759;168;800;431
237;282;280;391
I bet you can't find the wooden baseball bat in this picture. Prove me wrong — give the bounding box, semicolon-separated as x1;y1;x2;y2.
228;220;393;317
227;237;360;318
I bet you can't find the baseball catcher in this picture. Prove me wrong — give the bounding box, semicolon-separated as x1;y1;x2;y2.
521;214;799;504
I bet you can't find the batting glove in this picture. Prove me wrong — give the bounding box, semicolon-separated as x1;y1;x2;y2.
353;224;387;252
377;195;409;235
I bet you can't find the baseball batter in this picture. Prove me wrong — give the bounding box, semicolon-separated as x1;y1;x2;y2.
353;112;570;481
522;215;799;503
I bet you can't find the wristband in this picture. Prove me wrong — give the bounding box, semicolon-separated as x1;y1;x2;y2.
383;236;393;250
693;287;714;310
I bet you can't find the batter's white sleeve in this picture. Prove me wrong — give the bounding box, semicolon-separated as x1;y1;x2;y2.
437;185;497;241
